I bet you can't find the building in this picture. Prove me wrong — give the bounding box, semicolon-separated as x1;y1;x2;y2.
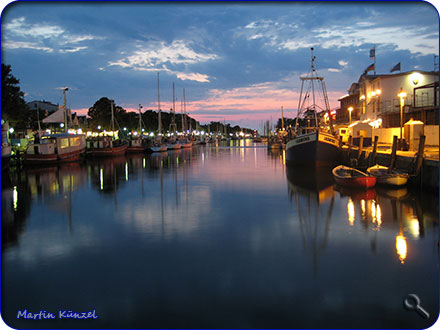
357;70;438;127
336;82;360;124
27;100;59;114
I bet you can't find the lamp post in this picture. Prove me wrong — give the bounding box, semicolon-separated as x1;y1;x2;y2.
397;89;407;150
348;107;353;125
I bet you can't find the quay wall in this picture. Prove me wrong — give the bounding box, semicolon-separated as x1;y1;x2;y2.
424;125;439;146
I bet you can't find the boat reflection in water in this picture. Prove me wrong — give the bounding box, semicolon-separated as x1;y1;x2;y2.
286;164;438;267
286;166;335;275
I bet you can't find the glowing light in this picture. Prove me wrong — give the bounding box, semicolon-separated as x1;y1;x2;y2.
100;168;104;190
396;235;407;264
398;90;407;99
361;199;366;217
376;89;381;95
347;198;355;226
149;132;155;137
13;186;18;211
125;162;129;181
97;125;101;130
9;127;14;134
409;72;422;85
376;204;382;227
60;123;65;128
359;95;366;101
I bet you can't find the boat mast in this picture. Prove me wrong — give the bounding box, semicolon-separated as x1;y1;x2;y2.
183;88;187;134
110;100;115;132
169;82;177;134
157;72;163;136
138;104;143;134
63;87;68;132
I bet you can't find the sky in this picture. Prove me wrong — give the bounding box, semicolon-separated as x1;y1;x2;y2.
1;1;439;130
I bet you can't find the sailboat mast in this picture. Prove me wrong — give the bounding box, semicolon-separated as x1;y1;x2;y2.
138;104;142;134
63;87;68;132
183;88;187;134
157;72;162;136
111;100;115;132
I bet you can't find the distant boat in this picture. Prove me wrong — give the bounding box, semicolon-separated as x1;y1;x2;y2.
366;164;409;187
149;72;168;153
127;104;148;153
179;138;193;149
87;100;128;157
167;140;182;150
87;135;128;157
286;48;340;167
24;133;86;165
332;165;376;189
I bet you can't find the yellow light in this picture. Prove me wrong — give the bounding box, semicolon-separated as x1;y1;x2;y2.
361;199;366;217
13;186;18;211
347;198;355;226
125;162;129;181
100;168;104;190
398;90;407;99
376;204;382;227
359;95;366;101
376;89;381;95
371;91;376;97
409;72;422;85
396;235;407;264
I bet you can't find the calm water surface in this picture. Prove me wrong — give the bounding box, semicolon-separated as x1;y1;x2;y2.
2;141;438;328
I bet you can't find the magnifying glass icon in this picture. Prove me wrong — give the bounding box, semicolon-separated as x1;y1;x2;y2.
403;294;430;319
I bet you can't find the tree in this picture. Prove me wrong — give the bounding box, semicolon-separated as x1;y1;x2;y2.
1;64;29;128
87;97;127;130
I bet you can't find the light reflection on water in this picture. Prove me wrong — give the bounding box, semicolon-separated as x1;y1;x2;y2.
1;142;438;328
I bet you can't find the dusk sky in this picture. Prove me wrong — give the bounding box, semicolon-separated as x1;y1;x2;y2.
1;1;438;130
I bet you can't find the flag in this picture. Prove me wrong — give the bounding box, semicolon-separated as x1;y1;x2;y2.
365;63;375;73
390;62;401;73
370;47;375;60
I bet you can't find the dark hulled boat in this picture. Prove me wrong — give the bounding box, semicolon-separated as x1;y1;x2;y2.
286;48;340;167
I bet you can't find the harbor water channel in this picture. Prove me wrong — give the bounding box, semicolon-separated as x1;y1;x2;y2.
2;140;438;328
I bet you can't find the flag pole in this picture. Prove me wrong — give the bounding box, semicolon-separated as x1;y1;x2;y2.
373;45;376;75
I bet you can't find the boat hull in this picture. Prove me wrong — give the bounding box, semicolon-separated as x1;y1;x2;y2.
286;131;340;167
88;143;128;157
366;165;409;187
332;165;376;189
180;143;192;149
150;146;168;152
23;148;85;165
167;143;182;150
126;146;146;154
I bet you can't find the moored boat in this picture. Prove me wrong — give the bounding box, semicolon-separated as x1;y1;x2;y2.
23;133;86;165
332;165;376;189
167;141;182;150
179;138;193;148
87;136;128;157
366;164;409;187
285;48;340;167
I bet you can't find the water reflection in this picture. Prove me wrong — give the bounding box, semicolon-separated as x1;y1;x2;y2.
286;166;335;275
2;144;438;328
286;164;438;265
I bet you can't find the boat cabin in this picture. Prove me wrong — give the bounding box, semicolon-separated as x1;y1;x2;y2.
26;134;86;155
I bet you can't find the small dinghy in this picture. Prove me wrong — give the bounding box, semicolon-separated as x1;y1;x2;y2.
332;165;376;189
366;164;409;187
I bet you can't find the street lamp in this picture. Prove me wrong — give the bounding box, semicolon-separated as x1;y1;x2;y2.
398;89;407;150
348;107;353;125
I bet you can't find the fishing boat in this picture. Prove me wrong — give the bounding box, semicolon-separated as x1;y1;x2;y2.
87;100;128;157
24;88;86;165
24;133;86;165
127;104;148;153
286;48;340;167
149;72;168;153
332;165;376;189
87;135;128;157
179;138;193;149
366;164;409;187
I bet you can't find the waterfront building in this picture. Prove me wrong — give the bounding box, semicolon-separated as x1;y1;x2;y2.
339;70;439;146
